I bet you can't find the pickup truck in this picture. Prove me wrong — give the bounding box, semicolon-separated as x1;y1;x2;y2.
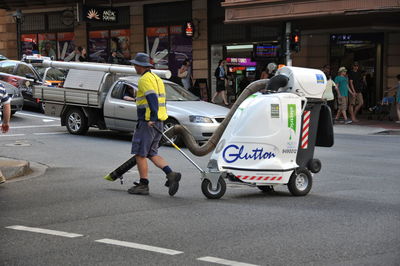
33;67;228;144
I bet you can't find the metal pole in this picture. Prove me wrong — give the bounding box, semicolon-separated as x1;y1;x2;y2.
285;21;292;66
16;19;22;60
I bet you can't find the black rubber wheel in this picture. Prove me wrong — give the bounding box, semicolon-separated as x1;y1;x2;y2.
257;185;274;192
39;102;45;113
66;108;89;135
201;177;226;199
308;158;322;173
287;168;312;196
161;118;183;146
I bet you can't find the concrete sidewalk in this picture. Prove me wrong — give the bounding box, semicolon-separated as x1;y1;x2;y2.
333;117;400;135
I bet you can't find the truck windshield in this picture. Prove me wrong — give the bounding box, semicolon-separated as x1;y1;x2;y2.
165;83;199;101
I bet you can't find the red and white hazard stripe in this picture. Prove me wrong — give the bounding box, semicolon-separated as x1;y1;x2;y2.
301;110;311;149
236;175;283;181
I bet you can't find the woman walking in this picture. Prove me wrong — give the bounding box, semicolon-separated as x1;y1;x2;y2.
211;59;229;105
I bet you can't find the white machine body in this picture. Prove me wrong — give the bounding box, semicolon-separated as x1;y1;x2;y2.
276;66;326;98
211;92;303;185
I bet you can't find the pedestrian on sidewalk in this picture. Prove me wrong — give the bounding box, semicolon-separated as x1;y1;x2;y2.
348;62;364;122
0;83;11;184
387;74;400;123
211;60;229;106
127;52;181;196
178;59;192;90
334;67;354;124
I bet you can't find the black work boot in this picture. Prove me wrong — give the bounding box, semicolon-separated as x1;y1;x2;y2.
166;172;181;196
128;182;149;195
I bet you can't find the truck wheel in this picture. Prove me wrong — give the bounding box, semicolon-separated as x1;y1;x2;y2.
201;177;226;199
39;102;45;113
161;118;183;146
308;158;321;173
257;185;274;192
66;109;89;135
288;168;312;196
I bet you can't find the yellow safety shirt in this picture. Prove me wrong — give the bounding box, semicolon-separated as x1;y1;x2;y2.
136;71;168;121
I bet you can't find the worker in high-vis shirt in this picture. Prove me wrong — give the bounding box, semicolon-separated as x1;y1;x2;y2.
127;52;181;196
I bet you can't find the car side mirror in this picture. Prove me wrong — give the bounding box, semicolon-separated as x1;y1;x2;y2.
25;73;36;81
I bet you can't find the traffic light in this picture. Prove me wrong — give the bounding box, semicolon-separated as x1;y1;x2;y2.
290;30;301;53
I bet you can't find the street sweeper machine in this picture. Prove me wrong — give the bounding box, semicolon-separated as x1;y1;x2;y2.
106;65;334;199
161;66;334;199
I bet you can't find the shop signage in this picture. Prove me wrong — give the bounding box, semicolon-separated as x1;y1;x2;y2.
226;57;256;67
83;6;118;23
253;44;279;58
183;21;194;38
330;33;381;45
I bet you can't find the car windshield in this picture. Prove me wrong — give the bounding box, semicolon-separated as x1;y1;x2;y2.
35;66;67;81
164;82;199;101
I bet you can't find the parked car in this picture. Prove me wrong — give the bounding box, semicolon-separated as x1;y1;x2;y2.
0;54;8;61
0;59;67;112
0;80;23;116
109;76;229;144
0;60;44;111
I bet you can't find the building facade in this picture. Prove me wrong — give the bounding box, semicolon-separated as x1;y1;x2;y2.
1;0;400;105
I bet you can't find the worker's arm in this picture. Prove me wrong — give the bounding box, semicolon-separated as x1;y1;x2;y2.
146;93;159;122
1;103;10;133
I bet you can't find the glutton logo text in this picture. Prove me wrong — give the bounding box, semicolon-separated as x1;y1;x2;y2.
223;144;276;163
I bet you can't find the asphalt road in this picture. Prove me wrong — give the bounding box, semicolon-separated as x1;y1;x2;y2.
1;111;399;266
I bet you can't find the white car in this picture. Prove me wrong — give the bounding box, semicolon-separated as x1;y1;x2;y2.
106;76;229;145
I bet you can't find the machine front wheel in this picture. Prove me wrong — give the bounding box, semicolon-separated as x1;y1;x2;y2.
287;168;312;196
201;177;226;199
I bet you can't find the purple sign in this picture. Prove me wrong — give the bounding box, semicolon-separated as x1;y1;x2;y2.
226;57;256;67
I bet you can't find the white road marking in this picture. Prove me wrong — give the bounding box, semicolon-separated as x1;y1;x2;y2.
17;111;60;120
6;225;83;238
0;134;25;137
197;256;259;266
33;132;65;135
11;125;60;129
95;238;183;255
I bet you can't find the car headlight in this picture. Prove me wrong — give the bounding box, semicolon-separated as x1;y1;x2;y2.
189;115;213;123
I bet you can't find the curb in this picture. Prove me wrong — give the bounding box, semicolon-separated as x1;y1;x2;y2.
0;157;32;180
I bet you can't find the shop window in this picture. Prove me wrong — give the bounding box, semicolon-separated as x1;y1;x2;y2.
21;34;39;56
21;32;75;60
57;32;75;60
146;26;192;78
88;29;130;63
38;33;57;58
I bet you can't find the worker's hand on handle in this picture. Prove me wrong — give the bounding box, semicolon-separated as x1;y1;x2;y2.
1;123;9;133
147;121;155;127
